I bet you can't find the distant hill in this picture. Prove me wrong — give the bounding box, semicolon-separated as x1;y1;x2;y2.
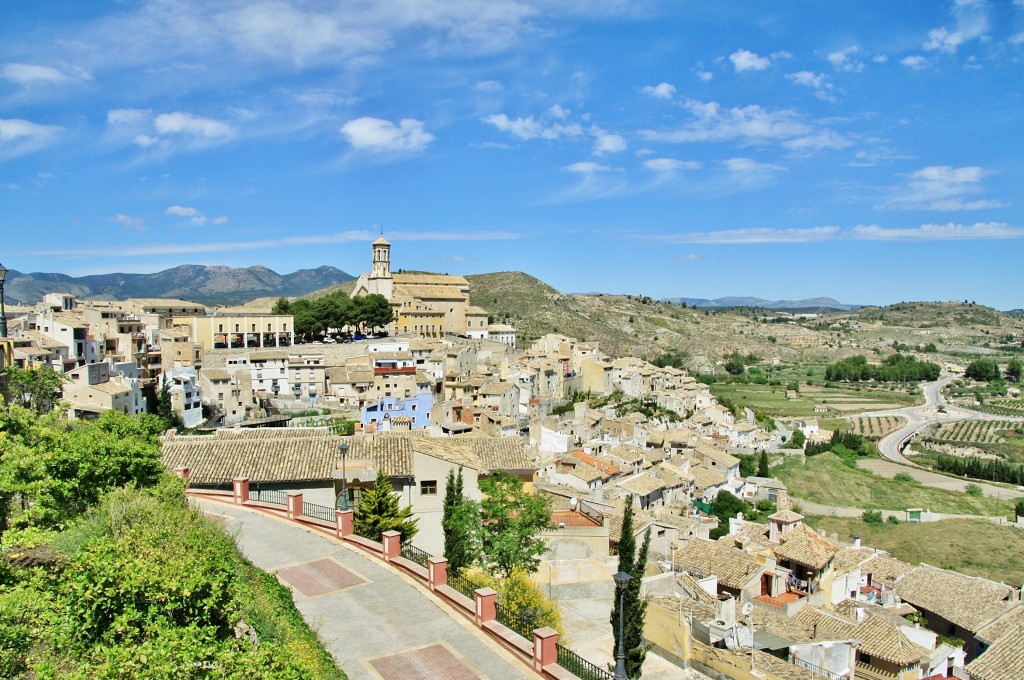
4;265;354;307
663;296;860;311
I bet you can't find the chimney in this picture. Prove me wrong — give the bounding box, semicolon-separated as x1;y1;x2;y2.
853;535;861;549
717;594;737;629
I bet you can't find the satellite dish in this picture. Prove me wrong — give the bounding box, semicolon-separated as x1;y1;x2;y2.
741;602;754;616
569;497;578;509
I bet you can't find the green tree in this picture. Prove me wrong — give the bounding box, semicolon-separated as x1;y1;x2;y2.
757;451;770;478
270;296;291;314
155;378;183;430
479;471;551;577
354;293;394;332
442;467;480;574
3;366;66;414
610;497;650;679
1006;359;1022;383
353;470;419;543
965;359;1001;382
784;428;806;449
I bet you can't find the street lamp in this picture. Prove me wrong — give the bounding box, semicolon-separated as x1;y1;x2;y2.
338;442;350;511
612;570;632;680
0;262;8;338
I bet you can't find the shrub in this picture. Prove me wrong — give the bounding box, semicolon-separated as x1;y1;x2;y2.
862;510;884;525
965;483;984;497
893;473;916;483
887;515;901;524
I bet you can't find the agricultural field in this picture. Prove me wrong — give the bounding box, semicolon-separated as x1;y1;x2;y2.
774;453;1019;516
805;517;1024;584
930;420;1024;445
849;415;907;439
974;399;1024;417
710;382;919;419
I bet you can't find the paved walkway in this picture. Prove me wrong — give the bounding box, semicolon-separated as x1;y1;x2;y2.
858;458;1024;500
194;499;532;680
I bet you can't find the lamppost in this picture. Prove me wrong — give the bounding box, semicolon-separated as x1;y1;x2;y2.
613;570;632;680
0;262;8;338
338;442;349;511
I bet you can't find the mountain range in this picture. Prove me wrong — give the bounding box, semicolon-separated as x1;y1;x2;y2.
3;265;355;307
661;296;860;310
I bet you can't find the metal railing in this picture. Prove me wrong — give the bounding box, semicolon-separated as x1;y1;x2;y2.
251;488;288;505
448;571;476;599
794;657;845;680
400;542;431;568
556;643;614;680
302;501;336;523
494;602;534;639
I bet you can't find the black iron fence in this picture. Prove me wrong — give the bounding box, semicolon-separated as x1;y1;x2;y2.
400;543;431;568
447;571;476;599
556;643;614;680
494;602;534;639
251;488;287;506
302;501;336;523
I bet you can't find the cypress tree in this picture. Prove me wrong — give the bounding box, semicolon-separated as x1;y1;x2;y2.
610;497;637;667
353;470;419;542
623;528;652;678
442;466;478;574
757;451;770;478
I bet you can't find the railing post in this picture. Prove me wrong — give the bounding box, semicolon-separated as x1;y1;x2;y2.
336;509;353;538
474;587;497;627
532;627;558;672
382;530;401;562
427;557;448;591
286;491;303;520
232;477;249;505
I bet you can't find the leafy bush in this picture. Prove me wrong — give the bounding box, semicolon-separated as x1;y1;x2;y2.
965;483;984;497
893;473;916;483
887;515;901;524
862;510;884;525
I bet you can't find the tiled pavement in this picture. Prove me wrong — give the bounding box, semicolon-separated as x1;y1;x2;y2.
194;499;531;680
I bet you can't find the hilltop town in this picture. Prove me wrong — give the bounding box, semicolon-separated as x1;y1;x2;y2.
2;241;1024;680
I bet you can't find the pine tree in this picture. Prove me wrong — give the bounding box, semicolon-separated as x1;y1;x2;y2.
443;466;479;574
610;496;636;665
757;450;770;478
610;496;651;679
353;470;419;542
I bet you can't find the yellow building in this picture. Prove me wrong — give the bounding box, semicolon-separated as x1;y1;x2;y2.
172;311;294;352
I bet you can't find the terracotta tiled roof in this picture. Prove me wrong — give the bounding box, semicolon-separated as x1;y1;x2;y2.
690;465;726;490
851;614;927;666
967;623;1024;680
160;432;342;484
617;474;665;497
410;435;534;473
202;368;231;381
768;509;804;523
775;524;837;570
895;564;1014;632
976;602;1024;645
673;538;763;590
858;552;914;588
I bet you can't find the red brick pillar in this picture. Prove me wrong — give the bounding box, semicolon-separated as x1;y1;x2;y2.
286;491;303;520
382;530;401;562
532;627;559;672
232;477;250;505
474;588;497;627
173;466;190;481
336;509;353;538
427;557;448;591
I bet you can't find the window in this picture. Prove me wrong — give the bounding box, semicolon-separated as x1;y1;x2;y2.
420;480;438;495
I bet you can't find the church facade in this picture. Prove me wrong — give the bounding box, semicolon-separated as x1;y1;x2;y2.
351;237;489;338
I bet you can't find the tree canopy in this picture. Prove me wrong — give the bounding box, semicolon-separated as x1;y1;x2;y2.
965;358;1002;382
610;497;651;679
825;354;940;382
272;291;394;339
478;471;551;577
353;470;419;543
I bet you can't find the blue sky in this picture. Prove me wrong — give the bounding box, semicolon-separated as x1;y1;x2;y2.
2;1;1023;308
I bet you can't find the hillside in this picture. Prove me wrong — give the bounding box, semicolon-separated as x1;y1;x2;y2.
4;265;354;306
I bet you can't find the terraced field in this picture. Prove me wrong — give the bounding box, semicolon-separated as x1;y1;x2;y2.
931;420;1023;444
849;415;907;439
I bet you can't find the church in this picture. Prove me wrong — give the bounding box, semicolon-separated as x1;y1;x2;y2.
351;237;490;338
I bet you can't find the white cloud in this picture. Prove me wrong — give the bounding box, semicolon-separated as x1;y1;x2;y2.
112;214;146;232
923;1;989;54
1009;32;1024;45
697;71;713;82
0;118;63;158
643;158;702;172
549;104;570;120
107;108;152;126
481;113;584;141
638;221;1024;244
882;165;1006;211
729;49;770;72
165;205;228;226
340;117;435;153
563;161;613;174
786;71;836;102
641;82;676;99
827;47;865;73
901;55;928;70
640;100;849;152
722;158;785;173
475;80;503;92
154;112;234;138
591;127;626;155
133;134;160;148
1;62;91;86
675;254;703;262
